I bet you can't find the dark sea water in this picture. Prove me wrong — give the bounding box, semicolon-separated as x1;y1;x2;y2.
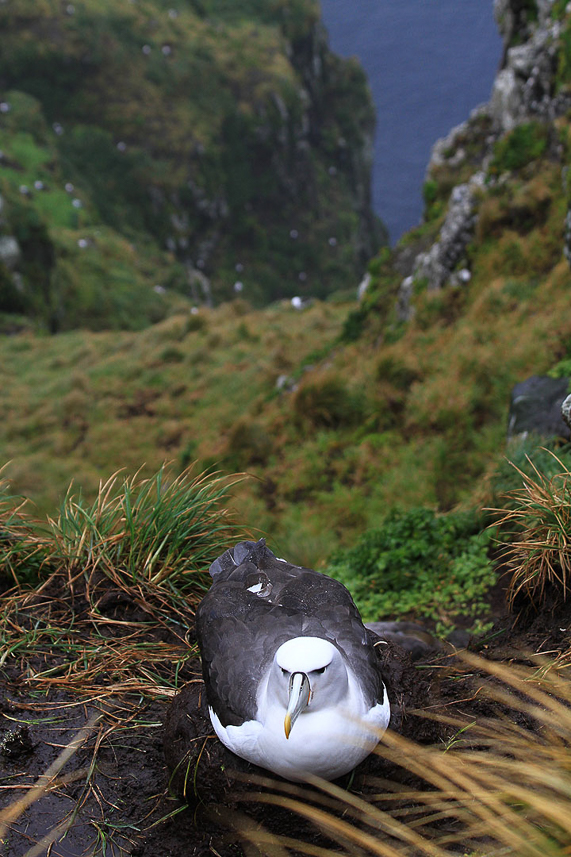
319;0;503;243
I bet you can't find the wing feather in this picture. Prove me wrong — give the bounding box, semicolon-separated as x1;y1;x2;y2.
196;540;385;727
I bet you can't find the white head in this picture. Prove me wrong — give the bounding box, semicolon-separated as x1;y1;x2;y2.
266;636;349;738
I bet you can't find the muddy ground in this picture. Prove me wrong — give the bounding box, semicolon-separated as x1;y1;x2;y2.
1;578;570;857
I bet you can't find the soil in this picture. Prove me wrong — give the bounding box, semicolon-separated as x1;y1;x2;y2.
1;576;571;857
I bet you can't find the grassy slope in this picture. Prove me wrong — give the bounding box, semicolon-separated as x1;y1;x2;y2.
2;144;570;569
3;4;571;573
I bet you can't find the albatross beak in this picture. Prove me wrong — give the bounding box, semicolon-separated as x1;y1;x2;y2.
284;671;311;738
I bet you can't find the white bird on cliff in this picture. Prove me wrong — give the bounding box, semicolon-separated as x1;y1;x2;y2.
195;539;390;782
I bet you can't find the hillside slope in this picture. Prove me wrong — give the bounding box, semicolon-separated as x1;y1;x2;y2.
3;0;571;570
0;0;384;331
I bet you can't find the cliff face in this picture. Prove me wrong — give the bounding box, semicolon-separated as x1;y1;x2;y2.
365;0;571;325
0;0;384;331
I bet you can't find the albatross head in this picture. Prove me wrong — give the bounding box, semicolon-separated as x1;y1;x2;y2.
268;636;349;738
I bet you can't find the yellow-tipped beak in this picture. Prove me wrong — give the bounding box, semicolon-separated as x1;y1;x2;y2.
284;671;310;739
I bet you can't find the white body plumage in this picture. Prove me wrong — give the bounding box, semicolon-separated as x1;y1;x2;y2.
209;636;390;782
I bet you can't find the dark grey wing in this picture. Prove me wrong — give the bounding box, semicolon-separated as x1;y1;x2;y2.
197;540;386;722
195;580;308;726
257;557;387;709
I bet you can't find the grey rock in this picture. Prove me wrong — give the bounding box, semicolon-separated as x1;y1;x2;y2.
489;13;565;133
494;0;556;41
508;375;571;441
276;374;297;393
398;173;483;316
366;621;441;661
0;235;21;270
428;105;489;174
186;263;212;307
357;271;371;300
562;392;571;432
396;275;415;323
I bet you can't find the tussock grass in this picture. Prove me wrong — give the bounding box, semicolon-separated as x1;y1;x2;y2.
46;464;241;590
0;462;246;854
0;463;246;699
491;451;571;608
0;472;45;588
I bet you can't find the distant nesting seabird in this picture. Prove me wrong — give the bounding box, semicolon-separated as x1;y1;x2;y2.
195;539;390;782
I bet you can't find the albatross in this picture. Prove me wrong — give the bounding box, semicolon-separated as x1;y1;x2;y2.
195;539;390;782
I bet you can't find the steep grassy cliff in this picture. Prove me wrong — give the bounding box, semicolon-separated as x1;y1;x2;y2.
0;0;384;331
3;0;571;577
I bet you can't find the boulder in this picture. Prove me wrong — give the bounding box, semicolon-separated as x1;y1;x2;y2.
507;375;571;441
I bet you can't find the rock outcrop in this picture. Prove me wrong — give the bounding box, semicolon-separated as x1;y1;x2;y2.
395;0;571;322
508;375;571;441
0;235;20;271
490;0;569;132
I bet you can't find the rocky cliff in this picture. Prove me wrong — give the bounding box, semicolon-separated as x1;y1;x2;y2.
0;0;385;331
358;0;571;327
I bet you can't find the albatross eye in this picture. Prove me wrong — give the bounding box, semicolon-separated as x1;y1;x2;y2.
314;666;327;675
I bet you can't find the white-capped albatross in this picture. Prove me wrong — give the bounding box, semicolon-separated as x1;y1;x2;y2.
195;539;390;782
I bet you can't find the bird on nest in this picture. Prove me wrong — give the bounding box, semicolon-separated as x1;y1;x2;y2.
195;538;390;782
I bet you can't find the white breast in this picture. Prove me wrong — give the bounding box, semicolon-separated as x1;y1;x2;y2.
209;668;390;782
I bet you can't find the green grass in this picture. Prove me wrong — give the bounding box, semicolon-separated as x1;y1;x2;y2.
46;464;242;591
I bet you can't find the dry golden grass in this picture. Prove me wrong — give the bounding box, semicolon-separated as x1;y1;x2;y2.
228;651;571;857
0;463;246;700
490;452;571;608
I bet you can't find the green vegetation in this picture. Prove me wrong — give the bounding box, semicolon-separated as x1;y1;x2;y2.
490;122;549;174
0;0;384;330
326;508;495;634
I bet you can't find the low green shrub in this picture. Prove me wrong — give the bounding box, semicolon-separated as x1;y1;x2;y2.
340;307;368;342
422;178;446;221
376;355;418;389
326;507;495;635
224;419;273;468
490;122;548;174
